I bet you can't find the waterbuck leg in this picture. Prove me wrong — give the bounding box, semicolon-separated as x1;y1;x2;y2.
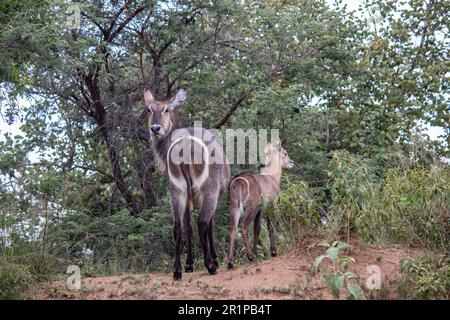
171;194;186;280
227;206;240;269
252;210;262;257
241;212;255;262
184;207;193;273
208;218;219;268
267;215;277;257
198;195;218;275
173;221;183;280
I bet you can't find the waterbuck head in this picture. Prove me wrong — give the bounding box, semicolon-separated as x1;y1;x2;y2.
264;142;294;170
144;88;187;138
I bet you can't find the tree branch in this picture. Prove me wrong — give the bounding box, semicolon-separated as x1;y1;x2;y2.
71;164;115;182
213;89;254;129
107;4;146;42
81;11;107;36
105;0;131;36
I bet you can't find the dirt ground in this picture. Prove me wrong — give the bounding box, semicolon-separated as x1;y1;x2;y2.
28;237;425;300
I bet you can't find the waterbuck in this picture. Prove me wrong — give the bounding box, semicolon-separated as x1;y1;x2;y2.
144;88;230;280
227;142;294;269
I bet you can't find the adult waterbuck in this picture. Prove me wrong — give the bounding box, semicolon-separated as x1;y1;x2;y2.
144;88;230;280
227;142;294;269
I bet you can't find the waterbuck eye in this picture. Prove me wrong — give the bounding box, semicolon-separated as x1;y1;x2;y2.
163;108;169;113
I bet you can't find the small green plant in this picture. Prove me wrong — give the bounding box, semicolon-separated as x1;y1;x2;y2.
398;255;450;300
0;262;34;299
312;241;366;300
251;176;323;257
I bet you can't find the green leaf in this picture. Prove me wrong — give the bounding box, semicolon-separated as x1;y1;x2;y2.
347;282;366;300
400;258;411;272
335;241;352;251
335;275;345;291
326;275;341;298
313;255;326;273
325;247;339;263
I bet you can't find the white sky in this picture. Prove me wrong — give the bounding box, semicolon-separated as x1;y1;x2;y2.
0;0;446;144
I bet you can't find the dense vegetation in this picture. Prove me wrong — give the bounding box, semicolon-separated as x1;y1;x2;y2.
0;0;448;299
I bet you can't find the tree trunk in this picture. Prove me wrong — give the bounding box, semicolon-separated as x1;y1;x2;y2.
134;150;159;208
84;65;142;216
101;128;141;216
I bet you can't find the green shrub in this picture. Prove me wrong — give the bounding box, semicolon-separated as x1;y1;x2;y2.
326;150;378;241
0;262;34;299
327;150;450;250
364;167;450;250
398;255;450;300
47;208;174;274
272;176;322;251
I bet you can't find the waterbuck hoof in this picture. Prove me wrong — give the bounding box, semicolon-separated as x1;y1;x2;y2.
185;265;194;273
173;270;182;280
227;262;234;270
207;264;217;275
247;255;254;262
271;251;277;257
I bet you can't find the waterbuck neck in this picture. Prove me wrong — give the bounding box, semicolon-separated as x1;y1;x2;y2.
260;161;283;186
150;119;178;172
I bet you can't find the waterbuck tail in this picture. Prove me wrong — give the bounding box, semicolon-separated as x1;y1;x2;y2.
229;176;250;214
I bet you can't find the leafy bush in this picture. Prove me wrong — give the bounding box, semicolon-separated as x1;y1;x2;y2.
327;150;378;241
272;176;322;251
47;209;174;274
327;151;450;250
366;167;450;250
398;255;450;300
0;262;34;299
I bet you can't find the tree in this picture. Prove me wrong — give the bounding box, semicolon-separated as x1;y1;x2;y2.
1;0;363;216
336;0;449;154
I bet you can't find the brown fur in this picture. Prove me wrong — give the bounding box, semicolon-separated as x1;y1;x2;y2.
145;88;230;280
227;143;294;269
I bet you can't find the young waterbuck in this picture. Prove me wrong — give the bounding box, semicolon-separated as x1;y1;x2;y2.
227;142;294;269
144;88;230;280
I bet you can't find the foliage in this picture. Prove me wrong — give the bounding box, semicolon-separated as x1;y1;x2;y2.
312;240;366;300
327;150;379;241
327;150;450;250
398;255;450;300
0;262;34;300
47;208;174;274
338;0;449;155
271;176;322;252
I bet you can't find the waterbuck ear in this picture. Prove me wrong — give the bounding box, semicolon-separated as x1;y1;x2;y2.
167;88;187;111
144;89;156;110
